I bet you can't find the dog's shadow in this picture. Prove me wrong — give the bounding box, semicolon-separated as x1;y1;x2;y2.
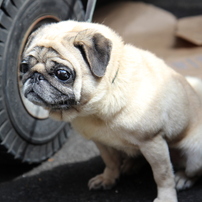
0;156;202;202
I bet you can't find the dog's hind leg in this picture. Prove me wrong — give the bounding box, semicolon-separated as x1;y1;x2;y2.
175;129;202;191
175;171;198;191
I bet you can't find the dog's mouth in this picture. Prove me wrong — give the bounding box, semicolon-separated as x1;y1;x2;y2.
25;90;76;110
23;80;77;110
25;90;46;105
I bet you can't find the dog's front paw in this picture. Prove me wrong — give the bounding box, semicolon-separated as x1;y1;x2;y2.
175;171;197;191
88;174;117;190
154;187;177;202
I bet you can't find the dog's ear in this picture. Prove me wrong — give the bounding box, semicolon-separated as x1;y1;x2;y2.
74;31;112;78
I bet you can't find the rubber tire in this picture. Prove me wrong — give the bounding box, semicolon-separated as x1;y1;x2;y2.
0;0;85;164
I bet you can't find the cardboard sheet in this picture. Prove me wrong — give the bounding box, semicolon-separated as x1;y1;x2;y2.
93;2;202;78
176;15;202;46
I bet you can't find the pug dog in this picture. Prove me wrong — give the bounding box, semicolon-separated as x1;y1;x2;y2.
21;20;202;202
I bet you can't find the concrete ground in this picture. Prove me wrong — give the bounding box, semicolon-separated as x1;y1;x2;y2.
1;130;202;202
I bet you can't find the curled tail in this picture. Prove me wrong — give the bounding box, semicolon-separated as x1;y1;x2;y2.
186;76;202;102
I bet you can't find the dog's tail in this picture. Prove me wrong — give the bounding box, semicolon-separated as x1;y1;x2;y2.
186;76;202;102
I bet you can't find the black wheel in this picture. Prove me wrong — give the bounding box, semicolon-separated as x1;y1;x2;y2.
0;0;85;163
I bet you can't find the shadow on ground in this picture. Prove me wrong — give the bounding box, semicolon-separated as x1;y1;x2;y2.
0;156;202;202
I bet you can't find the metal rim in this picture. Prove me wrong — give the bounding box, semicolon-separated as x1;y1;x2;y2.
18;15;60;119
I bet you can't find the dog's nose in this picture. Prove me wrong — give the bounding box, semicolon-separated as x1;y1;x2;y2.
32;72;45;83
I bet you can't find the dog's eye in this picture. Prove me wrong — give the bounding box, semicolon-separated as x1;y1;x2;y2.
20;60;29;73
55;69;71;81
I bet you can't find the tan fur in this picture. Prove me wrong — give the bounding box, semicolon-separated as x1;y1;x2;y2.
22;21;202;202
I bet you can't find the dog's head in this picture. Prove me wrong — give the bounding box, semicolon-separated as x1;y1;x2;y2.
21;21;122;121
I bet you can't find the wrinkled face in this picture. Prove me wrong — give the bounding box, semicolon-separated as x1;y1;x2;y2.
21;46;77;110
21;21;112;115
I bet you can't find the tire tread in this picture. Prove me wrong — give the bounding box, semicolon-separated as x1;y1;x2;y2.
12;0;24;9
2;0;17;18
0;42;3;54
0;9;12;30
74;0;85;21
14;140;26;159
0;28;7;42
